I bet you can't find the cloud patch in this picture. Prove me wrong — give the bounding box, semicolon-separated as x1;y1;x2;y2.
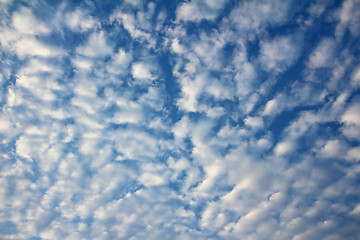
1;1;360;240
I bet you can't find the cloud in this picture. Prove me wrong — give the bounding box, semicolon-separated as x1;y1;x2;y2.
244;116;264;129
72;56;93;70
341;102;360;140
132;62;154;80
307;37;336;69
176;74;206;112
1;1;360;240
335;0;360;38
76;31;112;57
171;38;185;54
316;139;350;160
106;49;132;75
263;98;279;116
346;147;360;162
110;4;156;46
14;37;62;58
65;8;98;32
114;128;159;161
259;35;301;73
274;141;295;156
234;62;257;98
228;0;290;34
351;65;360;87
175;0;228;22
12;7;51;35
112;101;143;124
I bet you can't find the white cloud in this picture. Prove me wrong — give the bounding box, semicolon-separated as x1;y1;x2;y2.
114;128;159;161
172;116;192;141
274;141;294;156
307;2;326;18
112;103;143;124
235;62;256;98
123;0;143;6
176;4;203;21
304;2;327;27
1;1;360;240
16;75;57;102
263;98;278;116
244;116;264;129
76;31;112;57
351;65;360;87
138;163;168;187
139;86;165;111
260;35;301;72
318;139;346;159
168;157;190;173
12;7;50;35
335;0;360;39
204;78;234;101
171;38;184;54
341;102;360;140
110;9;153;44
0;0;12;5
307;38;336;69
229;1;290;34
346;147;360;162
342;105;360;125
0;114;14;134
175;0;227;22
176;73;207;112
131;62;153;80
14;37;61;58
106;49;132;75
138;172;166;186
349;204;360;216
0;28;19;50
18;58;58;75
72;57;93;70
65;9;98;32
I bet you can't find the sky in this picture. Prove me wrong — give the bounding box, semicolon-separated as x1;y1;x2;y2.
0;0;360;239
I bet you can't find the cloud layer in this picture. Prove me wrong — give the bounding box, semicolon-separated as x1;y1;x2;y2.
0;0;360;239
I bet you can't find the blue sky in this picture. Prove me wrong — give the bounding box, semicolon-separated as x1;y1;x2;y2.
0;0;360;239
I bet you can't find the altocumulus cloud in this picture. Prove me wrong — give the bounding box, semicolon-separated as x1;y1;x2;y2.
0;0;360;239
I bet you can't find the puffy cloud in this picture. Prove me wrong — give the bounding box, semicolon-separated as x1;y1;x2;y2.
14;37;62;58
109;4;156;46
274;141;295;156
171;38;185;54
345;147;360;162
228;0;290;34
65;8;98;32
307;37;336;69
12;7;51;35
244;116;264;129
176;74;206;112
234;62;257;98
1;1;360;240
176;0;228;22
263;98;279;116
351;65;360;87
106;49;132;75
341;102;360;140
260;35;301;73
76;31;112;57
132;62;154;80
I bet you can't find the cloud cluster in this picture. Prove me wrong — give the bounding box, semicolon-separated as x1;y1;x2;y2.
0;0;360;239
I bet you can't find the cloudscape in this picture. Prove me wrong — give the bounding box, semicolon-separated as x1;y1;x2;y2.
1;0;360;239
